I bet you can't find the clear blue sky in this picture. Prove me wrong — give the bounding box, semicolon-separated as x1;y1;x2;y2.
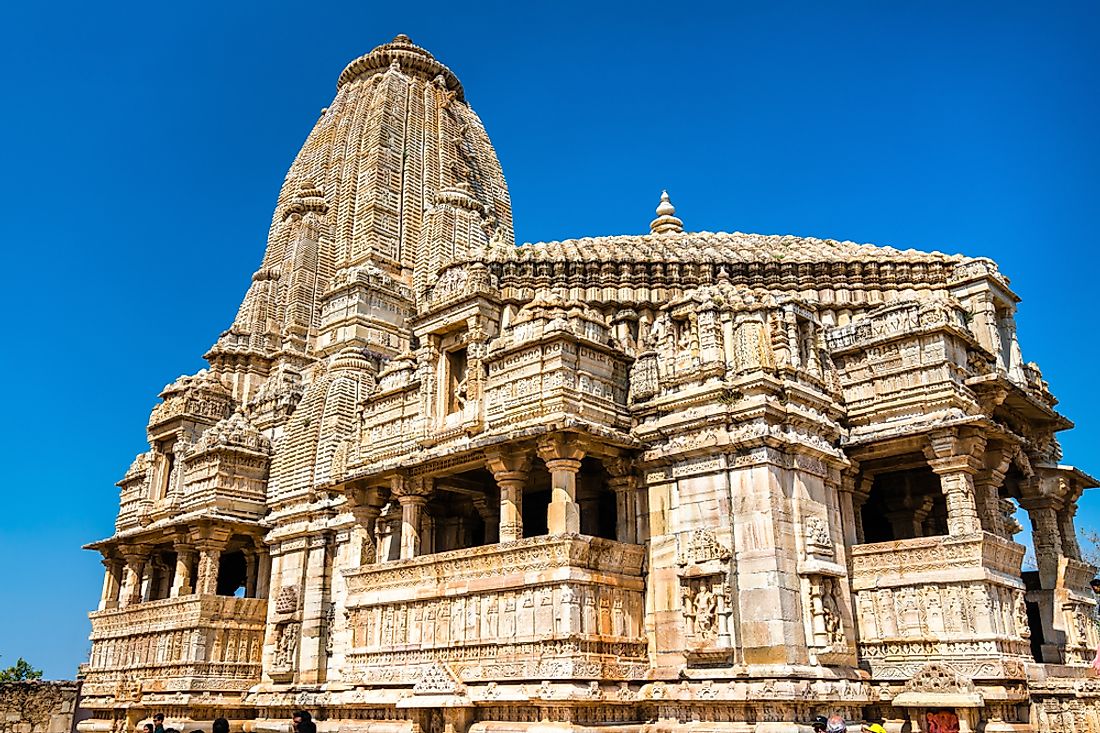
1;1;1097;679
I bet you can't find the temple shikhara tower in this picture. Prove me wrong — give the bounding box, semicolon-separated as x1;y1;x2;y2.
80;35;1100;733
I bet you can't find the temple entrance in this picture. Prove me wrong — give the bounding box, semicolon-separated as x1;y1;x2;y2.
216;550;247;596
430;467;496;552
860;466;947;542
578;457;617;540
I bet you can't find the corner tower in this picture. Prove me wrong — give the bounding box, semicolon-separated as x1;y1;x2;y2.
208;35;513;400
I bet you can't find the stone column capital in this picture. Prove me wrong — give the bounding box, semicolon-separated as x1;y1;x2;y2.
346;483;387;510
923;427;987;465
1019;495;1063;513
543;457;582;475
192;524;232;551
391;473;432;500
393;476;432;504
485;448;532;483
926;454;983;476
536;434;587;466
838;467;860;494
607;473;637;494
397;494;429;510
194;540;227;554
603;456;636;479
119;544;152;563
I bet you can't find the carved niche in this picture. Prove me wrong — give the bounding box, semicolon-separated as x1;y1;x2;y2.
891;662;983;709
677;529;733;661
413;660;464;695
804;569;851;666
270;583;302;682
804;515;834;558
270;621;300;682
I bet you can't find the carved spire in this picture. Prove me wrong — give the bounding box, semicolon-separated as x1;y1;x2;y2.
650;190;684;234
209;36;514;369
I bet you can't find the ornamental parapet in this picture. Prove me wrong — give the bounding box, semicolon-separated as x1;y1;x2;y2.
484;299;632;434
850;531;1025;584
344;535;645;595
849;533;1031;681
88;594;266;636
147;370;234;436
826;298;987;436
342;536;648;685
83;595;266;705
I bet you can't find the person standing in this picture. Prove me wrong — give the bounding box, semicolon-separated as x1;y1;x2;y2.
153;714;166;733
292;712;312;733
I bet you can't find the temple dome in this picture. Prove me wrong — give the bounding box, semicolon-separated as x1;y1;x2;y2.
337;34;464;99
192;410;272;455
210;35;513;368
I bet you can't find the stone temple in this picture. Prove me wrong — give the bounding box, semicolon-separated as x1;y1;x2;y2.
80;35;1100;733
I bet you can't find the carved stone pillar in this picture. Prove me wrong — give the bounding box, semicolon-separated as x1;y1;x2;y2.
577;474;601;537
486;449;531;543
194;533;229;596
884;496;933;539
924;429;986;536
999;313;1027;384
394;475;431;559
299;532;333;684
356;504;383;565
120;546;149;607
99;556;123;611
1024;499;1064;589
837;470;861;547
171;543;195;597
852;475;872;545
975;444;1013;538
471;494;500;544
975;468;1008;538
346;485;386;566
537;435;586;535
243;548;257;597
606;458;637;544
255;545;271;599
783;309;801;369
970;292;1002;367
146;555;171;601
1058;502;1082;561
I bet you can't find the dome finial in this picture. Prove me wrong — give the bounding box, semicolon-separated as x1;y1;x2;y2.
650;190;684;234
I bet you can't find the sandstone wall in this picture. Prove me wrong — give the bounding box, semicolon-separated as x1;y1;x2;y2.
0;682;78;733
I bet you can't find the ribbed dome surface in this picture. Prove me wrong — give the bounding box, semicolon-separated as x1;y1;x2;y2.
212;35;513;362
498;231;963;264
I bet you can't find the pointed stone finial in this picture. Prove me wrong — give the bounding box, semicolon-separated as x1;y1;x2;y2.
650;190;684;234
656;190;675;216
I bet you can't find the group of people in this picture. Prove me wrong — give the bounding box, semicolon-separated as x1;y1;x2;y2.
144;711;885;733
141;711;317;733
809;715;887;733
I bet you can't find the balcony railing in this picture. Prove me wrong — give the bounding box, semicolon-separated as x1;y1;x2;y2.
342;535;648;686
849;532;1032;680
82;595;267;704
